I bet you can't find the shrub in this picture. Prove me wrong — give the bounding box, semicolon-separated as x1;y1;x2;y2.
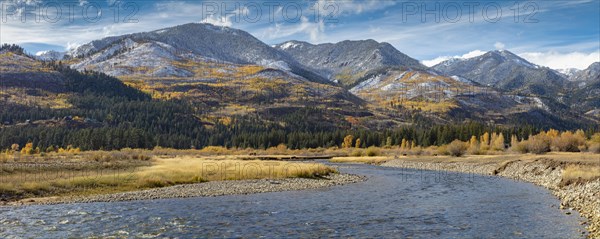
511;141;529;154
447;140;468;157
436;145;449;156
591;133;600;144
527;134;551;154
590;144;600;154
551;131;585;152
365;147;381;157
409;146;424;156
350;149;363;157
200;146;229;155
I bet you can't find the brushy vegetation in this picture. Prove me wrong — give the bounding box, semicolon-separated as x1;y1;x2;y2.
330;156;391;164
446;140;468;157
0;151;336;201
561;165;600;186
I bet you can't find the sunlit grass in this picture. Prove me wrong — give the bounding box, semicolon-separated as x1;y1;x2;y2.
561;165;600;186
330;156;392;164
0;155;337;201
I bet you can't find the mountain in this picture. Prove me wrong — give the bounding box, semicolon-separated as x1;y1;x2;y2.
35;50;65;61
556;68;581;79
345;67;585;128
274;40;426;86
570;62;600;83
433;50;569;95
67;23;327;83
9;23;596;130
64;23;373;130
0;49;65;96
564;62;600;117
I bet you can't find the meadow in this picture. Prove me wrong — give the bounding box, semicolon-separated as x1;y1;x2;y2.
0;149;336;202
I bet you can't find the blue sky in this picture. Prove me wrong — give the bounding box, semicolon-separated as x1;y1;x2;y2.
1;0;598;69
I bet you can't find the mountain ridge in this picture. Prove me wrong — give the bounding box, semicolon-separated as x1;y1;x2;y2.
275;39;426;87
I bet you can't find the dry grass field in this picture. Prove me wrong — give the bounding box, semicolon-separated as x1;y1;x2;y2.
0;151;337;202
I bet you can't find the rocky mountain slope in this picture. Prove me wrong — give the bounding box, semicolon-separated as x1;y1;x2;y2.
562;62;600;117
275;40;425;87
17;23;598;129
433;50;569;96
67;23;328;83
570;62;600;83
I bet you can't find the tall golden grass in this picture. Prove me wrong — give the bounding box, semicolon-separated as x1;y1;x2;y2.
0;156;337;200
330;156;392;164
561;165;600;186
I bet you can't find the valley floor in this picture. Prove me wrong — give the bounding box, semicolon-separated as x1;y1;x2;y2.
2;149;599;237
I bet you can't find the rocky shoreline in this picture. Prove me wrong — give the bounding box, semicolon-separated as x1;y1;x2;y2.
382;159;600;238
9;173;366;206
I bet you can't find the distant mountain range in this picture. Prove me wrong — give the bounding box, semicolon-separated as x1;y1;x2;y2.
432;50;571;96
9;22;600;129
274;40;426;87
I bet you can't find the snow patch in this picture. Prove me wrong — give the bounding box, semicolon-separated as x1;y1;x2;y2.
259;60;291;71
279;42;300;50
350;75;383;93
35;50;65;61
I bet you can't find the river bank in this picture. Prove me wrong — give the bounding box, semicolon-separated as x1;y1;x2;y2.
6;173;366;206
381;157;600;238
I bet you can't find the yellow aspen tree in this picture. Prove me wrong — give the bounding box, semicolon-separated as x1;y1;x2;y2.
467;135;479;155
546;129;559;139
400;139;407;150
355;138;362;148
510;135;519;148
492;133;505;151
480;132;490;150
343;135;354;148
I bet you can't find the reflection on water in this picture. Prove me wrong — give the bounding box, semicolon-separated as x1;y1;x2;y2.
0;163;585;238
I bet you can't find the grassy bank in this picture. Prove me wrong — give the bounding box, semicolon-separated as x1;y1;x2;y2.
330;156;392;164
0;151;336;202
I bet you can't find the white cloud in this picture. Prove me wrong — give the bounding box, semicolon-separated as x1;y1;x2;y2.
260;16;325;42
421;50;487;67
518;51;600;70
494;42;505;50
316;0;397;15
66;42;82;51
201;15;233;27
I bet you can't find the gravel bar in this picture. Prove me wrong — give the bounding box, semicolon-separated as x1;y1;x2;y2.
13;174;366;206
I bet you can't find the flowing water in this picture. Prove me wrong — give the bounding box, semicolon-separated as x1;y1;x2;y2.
0;163;585;238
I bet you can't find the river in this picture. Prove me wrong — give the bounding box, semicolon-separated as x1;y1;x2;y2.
0;163;585;238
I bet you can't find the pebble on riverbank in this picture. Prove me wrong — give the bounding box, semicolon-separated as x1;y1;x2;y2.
10;174;366;206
